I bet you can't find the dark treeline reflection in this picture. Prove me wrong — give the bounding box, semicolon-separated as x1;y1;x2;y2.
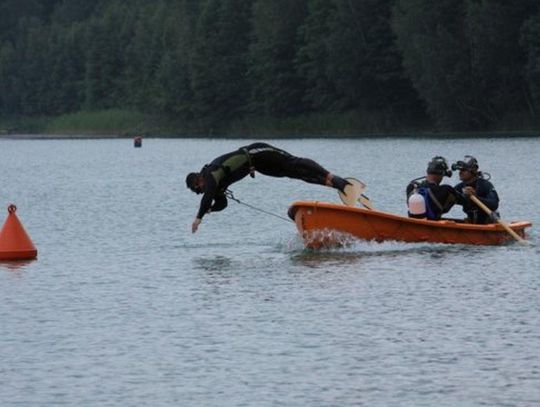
1;0;540;131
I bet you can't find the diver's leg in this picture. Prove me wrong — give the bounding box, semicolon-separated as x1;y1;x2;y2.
251;149;349;192
270;155;349;192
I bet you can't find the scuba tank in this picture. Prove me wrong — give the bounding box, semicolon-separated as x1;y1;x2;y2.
408;185;426;218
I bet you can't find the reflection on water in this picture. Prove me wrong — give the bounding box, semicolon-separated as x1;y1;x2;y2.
193;255;234;272
290;250;361;268
0;260;35;271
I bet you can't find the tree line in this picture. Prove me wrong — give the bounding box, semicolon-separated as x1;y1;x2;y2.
1;0;540;132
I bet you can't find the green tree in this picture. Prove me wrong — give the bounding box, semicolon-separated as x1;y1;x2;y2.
248;0;308;117
0;41;20;114
393;0;472;129
190;0;253;127
51;0;102;23
324;0;421;117
465;0;539;127
295;0;338;111
521;12;540;117
45;23;87;113
0;0;45;43
152;0;200;118
84;2;132;109
121;2;168;110
393;0;539;129
17;18;53;115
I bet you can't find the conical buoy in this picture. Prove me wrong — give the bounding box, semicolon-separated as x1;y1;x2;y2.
0;204;37;261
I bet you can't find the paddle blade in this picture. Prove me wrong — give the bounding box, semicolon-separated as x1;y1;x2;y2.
469;195;532;246
338;178;366;207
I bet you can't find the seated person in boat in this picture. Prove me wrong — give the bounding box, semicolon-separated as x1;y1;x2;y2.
406;156;458;220
452;156;499;224
186;142;351;233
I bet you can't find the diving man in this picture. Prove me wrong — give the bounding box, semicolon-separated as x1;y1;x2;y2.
186;142;350;233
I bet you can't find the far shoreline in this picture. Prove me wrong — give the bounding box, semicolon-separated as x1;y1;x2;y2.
2;109;540;139
2;130;540;140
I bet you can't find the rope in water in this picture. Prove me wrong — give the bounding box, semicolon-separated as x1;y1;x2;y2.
225;190;293;223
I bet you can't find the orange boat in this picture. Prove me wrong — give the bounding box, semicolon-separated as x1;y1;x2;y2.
288;201;532;248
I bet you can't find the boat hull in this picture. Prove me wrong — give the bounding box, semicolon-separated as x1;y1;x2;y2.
289;201;532;248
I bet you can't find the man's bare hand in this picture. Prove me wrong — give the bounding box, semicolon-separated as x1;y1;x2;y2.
192;218;202;233
463;186;476;196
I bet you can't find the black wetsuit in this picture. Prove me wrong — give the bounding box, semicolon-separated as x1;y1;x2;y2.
454;177;499;224
406;179;458;220
196;143;340;219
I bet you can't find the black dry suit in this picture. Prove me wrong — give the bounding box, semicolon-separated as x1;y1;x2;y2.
196;142;346;220
454;177;499;224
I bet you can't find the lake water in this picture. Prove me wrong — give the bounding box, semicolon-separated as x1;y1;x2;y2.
1;137;539;406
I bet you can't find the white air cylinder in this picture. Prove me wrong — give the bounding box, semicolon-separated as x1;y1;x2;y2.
408;188;426;217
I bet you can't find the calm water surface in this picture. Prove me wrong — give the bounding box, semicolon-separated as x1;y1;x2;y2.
1;137;539;406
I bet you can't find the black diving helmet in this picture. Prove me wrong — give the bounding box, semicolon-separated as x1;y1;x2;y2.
426;156;452;177
451;155;479;173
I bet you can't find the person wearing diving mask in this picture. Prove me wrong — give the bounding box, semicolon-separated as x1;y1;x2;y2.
406;156;458;220
452;156;499;224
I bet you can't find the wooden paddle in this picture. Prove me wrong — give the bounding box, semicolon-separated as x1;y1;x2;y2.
469;195;531;246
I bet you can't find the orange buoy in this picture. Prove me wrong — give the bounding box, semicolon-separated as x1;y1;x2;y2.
134;136;142;147
0;204;37;261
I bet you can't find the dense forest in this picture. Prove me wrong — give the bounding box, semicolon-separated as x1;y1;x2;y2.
1;0;540;134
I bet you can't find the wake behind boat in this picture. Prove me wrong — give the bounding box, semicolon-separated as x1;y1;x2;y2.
288;201;532;249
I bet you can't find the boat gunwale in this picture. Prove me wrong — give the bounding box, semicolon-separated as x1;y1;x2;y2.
290;201;532;231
